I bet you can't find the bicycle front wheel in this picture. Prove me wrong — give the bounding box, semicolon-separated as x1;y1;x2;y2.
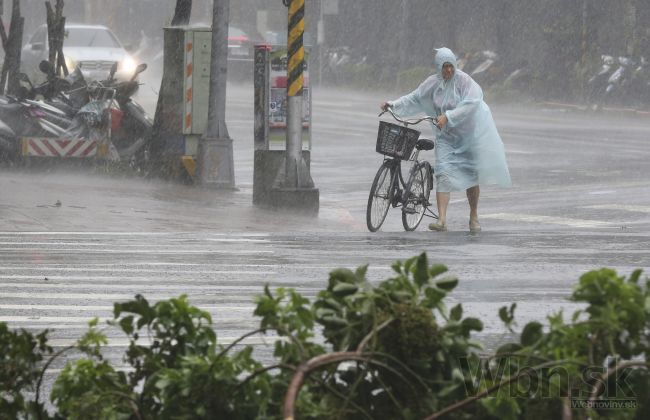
367;162;394;232
402;163;432;231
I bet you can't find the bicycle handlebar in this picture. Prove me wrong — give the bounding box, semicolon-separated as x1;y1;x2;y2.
379;106;439;128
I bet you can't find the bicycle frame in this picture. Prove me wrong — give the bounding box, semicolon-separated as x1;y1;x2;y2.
366;106;438;231
383;149;422;209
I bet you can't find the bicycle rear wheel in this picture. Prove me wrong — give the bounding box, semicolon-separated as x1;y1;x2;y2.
367;162;394;232
402;163;432;231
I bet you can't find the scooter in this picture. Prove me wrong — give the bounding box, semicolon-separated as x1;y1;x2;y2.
586;55;615;110
0;60;151;165
603;56;635;106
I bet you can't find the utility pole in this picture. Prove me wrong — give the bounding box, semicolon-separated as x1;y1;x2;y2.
263;0;318;214
283;0;305;189
197;0;235;188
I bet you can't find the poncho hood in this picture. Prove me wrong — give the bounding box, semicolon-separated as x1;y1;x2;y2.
434;47;457;76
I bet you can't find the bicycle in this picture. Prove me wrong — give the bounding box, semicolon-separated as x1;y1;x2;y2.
366;107;439;232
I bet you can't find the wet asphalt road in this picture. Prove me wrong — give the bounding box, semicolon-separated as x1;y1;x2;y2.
1;83;650;392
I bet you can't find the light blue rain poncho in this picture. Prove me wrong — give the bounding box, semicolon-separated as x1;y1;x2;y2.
389;48;511;192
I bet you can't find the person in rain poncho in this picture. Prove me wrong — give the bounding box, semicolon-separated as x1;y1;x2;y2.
380;47;511;232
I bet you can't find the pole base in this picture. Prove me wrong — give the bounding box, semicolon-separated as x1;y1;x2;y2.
268;187;320;215
197;137;235;189
254;150;319;215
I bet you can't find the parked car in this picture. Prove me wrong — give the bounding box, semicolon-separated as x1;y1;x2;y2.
227;26;254;62
21;24;138;84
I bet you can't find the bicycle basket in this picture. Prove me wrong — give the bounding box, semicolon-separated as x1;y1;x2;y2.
376;121;420;160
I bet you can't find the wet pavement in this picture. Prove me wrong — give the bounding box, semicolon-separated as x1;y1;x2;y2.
1;83;650;396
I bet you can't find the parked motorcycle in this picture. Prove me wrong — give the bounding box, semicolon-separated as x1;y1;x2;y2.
0;60;152;167
587;54;626;110
102;62;153;165
0;72;71;161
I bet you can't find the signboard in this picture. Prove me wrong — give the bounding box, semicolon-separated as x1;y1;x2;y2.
268;46;311;150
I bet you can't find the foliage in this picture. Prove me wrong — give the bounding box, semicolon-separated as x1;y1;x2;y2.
0;255;648;419
0;324;52;418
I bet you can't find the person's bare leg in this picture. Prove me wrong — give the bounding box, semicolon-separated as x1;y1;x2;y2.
429;191;450;231
467;185;481;231
437;191;450;224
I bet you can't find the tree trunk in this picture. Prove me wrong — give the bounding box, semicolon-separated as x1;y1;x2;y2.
623;0;637;56
46;0;68;76
1;0;24;95
149;0;194;169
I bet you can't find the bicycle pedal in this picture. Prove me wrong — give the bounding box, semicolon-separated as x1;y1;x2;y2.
403;207;416;214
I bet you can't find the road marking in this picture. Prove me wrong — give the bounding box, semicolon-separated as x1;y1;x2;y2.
0;231;172;236
0;238;270;246
0;292;319;300
0;304;255;311
0;264;392;272
587;190;617;195
584;204;650;213
0;232;270;237
481;213;612;228
0;283;320;292
43;336;283;348
0;248;274;254
0;269;274;276
0;315;258;323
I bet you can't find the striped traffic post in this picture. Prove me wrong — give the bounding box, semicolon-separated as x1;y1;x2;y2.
287;0;305;98
284;0;306;188
263;0;318;214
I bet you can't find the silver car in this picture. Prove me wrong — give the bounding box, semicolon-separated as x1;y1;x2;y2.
21;24;138;84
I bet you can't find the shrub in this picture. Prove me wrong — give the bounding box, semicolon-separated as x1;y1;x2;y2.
0;254;648;419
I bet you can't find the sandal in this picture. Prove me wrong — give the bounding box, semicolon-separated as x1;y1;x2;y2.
428;222;447;232
469;220;481;233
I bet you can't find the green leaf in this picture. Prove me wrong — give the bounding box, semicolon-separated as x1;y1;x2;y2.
520;322;544;346
315;308;337;319
461;317;483;333
413;253;429;288
391;261;403;274
496;342;523;355
320;315;348;326
329;268;358;285
424;287;446;308
498;303;517;327
118;316;134;335
332;282;358;296
264;283;273;298
628;269;642;284
450;304;463;321
355;264;369;279
435;277;458;291
321;298;343;311
429;263;448;279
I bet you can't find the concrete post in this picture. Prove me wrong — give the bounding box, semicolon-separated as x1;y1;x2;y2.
197;0;235;189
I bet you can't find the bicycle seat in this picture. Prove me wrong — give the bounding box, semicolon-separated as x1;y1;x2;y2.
416;138;435;151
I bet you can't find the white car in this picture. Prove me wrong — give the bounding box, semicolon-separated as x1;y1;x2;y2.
21;24;138;84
